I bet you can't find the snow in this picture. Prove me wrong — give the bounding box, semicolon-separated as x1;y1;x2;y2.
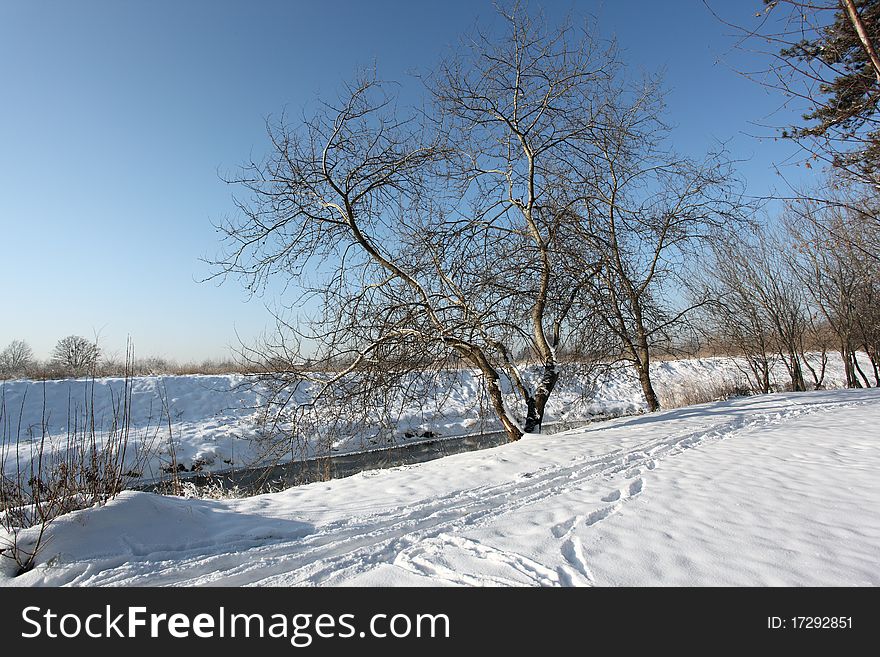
3;387;878;586
0;374;263;479
1;353;870;481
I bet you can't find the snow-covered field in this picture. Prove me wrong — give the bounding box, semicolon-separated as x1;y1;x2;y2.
3;387;878;586
0;353;866;480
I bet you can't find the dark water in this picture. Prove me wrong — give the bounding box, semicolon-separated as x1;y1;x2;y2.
137;418;612;496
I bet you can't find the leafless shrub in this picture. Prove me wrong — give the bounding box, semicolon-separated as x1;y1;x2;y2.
0;342;153;575
178;479;245;500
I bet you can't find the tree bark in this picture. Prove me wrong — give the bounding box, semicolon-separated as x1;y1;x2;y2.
788;350;806;392
840;0;880;84
637;363;660;412
852;351;871;388
746;357;771;394
760;360;771;394
869;348;879;386
523;363;559;433
633;342;660;412
843;345;862;388
634;327;660;411
466;350;524;442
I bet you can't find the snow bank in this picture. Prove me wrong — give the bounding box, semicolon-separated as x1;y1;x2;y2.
0;374;263;479
4;387;878;586
0;353;873;481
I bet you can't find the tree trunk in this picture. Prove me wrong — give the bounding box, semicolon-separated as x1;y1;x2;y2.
862;343;878;387
747;357;771;394
638;362;660;412
853;351;871;388
523;363;559;433
630;344;659;412
760;360;771;394
802;349;828;390
841;0;880;84
841;344;857;387
789;351;806;392
629;303;660;412
468;351;524;442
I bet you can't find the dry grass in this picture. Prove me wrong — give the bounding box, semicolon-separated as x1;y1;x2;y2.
657;377;753;410
0;347;156;575
1;358;255;382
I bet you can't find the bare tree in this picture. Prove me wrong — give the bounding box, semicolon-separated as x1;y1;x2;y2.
215;71;547;444
51;335;100;377
213;6;628;444
0;340;34;378
786;191;880;385
572;85;746;410
700;263;777;394
705;227;817;392
426;5;626;432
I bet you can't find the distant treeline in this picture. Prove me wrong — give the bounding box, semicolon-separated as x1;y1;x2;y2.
0;335;250;380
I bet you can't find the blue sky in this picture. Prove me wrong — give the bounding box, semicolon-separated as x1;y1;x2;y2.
0;0;814;361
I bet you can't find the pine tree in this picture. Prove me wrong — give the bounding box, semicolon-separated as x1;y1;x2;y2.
770;0;880;181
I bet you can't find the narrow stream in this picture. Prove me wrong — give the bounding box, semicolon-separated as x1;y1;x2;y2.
137;417;616;496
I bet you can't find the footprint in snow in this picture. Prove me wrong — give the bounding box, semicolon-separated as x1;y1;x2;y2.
589;477;645;524
628;478;644;496
559;536;594;585
601;489;621;503
584;505;618;526
551;516;580;538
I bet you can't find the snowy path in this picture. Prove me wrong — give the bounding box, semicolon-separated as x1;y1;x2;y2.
5;388;879;586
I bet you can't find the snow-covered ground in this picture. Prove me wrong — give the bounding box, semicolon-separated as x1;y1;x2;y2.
0;353;868;480
4;387;878;586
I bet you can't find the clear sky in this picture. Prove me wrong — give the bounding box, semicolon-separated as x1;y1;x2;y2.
0;0;814;362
